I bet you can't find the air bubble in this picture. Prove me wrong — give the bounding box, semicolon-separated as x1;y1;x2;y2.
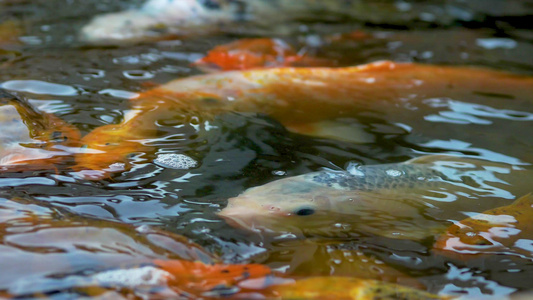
154;153;198;169
386;169;402;177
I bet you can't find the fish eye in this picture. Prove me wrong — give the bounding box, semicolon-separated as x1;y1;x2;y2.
294;207;315;216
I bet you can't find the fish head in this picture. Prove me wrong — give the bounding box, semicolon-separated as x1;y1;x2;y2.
218;175;348;234
217;169;455;239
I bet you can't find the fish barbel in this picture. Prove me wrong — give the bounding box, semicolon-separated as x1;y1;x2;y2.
75;61;533;177
80;0;478;44
218;155;532;239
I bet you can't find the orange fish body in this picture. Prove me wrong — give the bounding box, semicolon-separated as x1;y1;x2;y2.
153;259;274;296
194;38;334;72
433;193;533;260
75;61;533;178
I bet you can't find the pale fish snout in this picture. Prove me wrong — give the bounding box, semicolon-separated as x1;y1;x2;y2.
217;205;259;230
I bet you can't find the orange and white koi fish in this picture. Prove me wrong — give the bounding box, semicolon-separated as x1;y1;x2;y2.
433;193;533;260
75;61;533;179
0;89;80;171
80;0;477;44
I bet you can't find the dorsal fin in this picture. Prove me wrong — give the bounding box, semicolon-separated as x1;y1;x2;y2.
404;154;517;169
403;155;460;165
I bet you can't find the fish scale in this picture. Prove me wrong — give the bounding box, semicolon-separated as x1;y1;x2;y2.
307;164;443;192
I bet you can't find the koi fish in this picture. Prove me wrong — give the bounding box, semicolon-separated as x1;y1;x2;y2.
194;31;378;72
153;259;274;297
194;38;335;72
218;155;532;239
80;0;478;44
268;276;451;300
74;61;533;178
0;89;80;171
433;193;533;260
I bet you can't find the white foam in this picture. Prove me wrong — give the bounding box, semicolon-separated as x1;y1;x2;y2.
154;153;198;169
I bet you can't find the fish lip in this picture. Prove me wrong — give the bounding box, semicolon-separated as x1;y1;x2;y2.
218;210;253;229
218;208;271;233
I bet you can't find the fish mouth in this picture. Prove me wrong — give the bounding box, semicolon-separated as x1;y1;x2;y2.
217;205;278;233
218;208;256;230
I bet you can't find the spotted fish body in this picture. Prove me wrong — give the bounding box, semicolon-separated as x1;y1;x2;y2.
218;155;532;239
306;163;442;193
81;0;477;44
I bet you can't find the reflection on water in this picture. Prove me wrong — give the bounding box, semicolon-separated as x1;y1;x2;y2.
1;0;533;298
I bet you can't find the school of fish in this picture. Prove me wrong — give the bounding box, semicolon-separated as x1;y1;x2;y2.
2;0;533;298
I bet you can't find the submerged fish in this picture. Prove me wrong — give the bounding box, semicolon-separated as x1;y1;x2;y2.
194;38;335;72
80;0;479;44
268;276;450;300
218;155;531;239
0;89;80;171
260;238;424;289
194;31;380;72
433;193;533;259
74;61;533;178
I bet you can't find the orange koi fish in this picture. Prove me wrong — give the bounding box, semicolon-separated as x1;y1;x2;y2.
75;61;533;179
433;193;533;260
194;38;335;72
0;89;80;172
153;259;274;297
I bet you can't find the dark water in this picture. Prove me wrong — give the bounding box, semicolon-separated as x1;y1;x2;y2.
1;0;533;298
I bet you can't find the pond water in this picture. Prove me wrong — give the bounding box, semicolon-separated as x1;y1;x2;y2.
2;0;533;298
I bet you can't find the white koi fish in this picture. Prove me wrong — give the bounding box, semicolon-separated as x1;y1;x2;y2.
80;0;477;44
